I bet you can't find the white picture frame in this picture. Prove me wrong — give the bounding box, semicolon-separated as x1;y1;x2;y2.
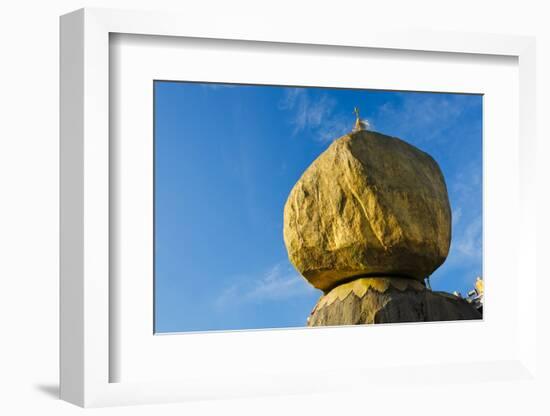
60;7;538;408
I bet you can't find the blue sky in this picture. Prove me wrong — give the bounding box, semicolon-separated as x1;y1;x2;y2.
154;81;483;333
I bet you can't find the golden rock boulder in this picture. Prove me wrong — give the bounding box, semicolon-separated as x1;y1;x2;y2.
283;130;451;292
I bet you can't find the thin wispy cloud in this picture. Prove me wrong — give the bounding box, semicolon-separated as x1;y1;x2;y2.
452;164;482;199
317;116;351;143
278;88;304;111
215;262;317;308
201;83;238;90
452;216;482;260
432;159;482;291
447;214;481;266
375;93;479;143
431;213;482;291
279;89;353;142
279;89;335;134
452;206;463;227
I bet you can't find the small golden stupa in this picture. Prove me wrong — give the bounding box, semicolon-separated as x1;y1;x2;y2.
352;106;370;132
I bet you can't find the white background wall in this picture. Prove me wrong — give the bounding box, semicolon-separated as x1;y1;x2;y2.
0;0;548;414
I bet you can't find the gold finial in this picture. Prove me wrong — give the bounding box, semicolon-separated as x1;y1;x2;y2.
353;106;369;132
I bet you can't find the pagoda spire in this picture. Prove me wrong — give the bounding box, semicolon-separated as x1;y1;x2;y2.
353;107;370;132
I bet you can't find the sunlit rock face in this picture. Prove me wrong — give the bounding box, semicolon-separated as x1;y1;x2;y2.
283;130;451;293
306;277;481;326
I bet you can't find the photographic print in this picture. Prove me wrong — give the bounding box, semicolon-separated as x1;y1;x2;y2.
154;81;483;333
